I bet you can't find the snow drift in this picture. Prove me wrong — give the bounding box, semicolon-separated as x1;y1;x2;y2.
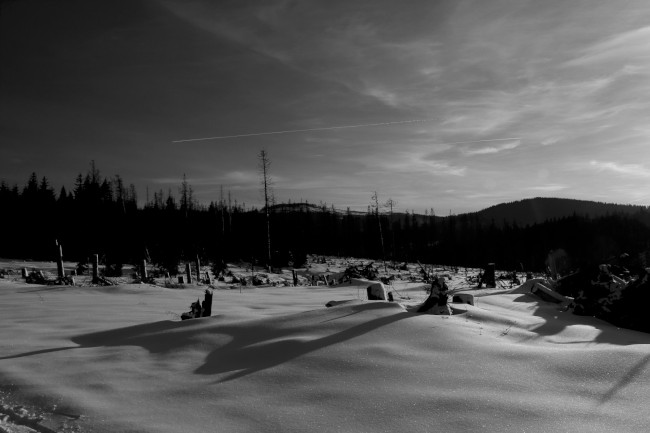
1;279;650;432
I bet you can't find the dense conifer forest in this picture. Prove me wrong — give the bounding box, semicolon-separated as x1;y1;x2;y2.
2;163;650;274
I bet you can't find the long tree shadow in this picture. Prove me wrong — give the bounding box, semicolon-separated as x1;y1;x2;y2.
0;346;78;360
194;306;412;382
17;286;68;294
598;353;650;405
71;318;212;353
511;293;650;345
3;302;412;384
0;319;201;360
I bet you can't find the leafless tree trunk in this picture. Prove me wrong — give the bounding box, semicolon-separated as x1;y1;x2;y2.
55;239;64;279
180;173;192;219
259;149;273;271
219;185;225;238
385;198;397;266
371;191;387;273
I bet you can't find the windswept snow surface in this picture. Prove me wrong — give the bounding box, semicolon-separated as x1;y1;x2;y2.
1;276;650;432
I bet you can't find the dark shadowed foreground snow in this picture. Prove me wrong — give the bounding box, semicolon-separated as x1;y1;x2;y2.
1;274;649;432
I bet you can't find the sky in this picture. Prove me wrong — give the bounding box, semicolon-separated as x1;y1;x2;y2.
2;0;650;214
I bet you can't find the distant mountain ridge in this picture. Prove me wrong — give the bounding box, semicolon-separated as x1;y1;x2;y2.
271;197;649;228
473;197;647;227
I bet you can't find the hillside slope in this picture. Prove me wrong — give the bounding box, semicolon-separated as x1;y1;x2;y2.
474;197;647;227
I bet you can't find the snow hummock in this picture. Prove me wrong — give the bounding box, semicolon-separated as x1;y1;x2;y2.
1;275;650;432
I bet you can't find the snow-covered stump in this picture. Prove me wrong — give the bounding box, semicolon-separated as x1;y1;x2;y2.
181;290;213;320
366;282;388;300
417;276;451;314
452;293;474;305
417;296;451;314
21;268;28;278
520;278;571;304
185;262;193;284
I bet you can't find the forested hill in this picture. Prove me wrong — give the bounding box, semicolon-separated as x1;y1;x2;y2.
3;167;650;272
473;197;648;227
273;197;649;228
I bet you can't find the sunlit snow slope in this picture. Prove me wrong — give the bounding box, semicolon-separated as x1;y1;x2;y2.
1;280;649;432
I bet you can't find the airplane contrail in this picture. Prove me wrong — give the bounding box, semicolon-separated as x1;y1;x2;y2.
172;119;433;143
436;137;522;146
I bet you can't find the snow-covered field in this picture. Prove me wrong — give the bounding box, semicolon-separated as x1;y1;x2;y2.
1;261;650;432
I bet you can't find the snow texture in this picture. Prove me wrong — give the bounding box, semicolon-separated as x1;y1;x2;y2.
1;271;650;432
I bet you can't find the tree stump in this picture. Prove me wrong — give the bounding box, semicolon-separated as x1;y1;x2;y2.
366;282;388;300
201;290;213;317
452;293;474;305
92;254;99;282
185;262;193;284
484;263;496;288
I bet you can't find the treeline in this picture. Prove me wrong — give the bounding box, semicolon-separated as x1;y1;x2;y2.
2;165;650;273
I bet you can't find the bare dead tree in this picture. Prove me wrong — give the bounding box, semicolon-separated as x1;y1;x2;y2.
385;197;398;265
219;185;225;237
228;190;233;233
179;173;192;219
371;191;387;273
259;149;273;271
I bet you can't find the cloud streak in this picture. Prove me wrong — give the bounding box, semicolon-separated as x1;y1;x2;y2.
462;140;521;156
588;161;650;178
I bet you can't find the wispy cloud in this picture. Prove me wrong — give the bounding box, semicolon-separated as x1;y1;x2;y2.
463;139;521;156
380;156;467;177
149;171;277;188
565;25;650;67
358;143;468;177
541;137;560;146
588;161;650;178
526;184;567;192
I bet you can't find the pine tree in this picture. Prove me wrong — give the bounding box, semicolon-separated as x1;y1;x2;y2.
38;176;56;204
24;172;39;200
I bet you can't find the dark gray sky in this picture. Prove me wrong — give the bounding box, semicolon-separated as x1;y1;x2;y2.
2;0;650;212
